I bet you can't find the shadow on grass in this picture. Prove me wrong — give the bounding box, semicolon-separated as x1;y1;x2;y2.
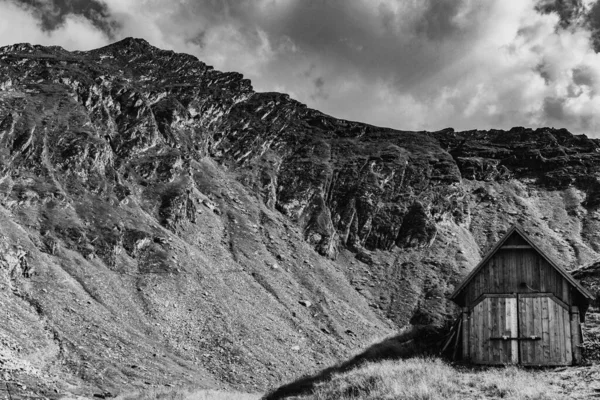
262;325;448;400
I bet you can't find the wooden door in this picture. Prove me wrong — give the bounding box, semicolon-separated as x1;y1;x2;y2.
518;294;572;366
469;295;518;364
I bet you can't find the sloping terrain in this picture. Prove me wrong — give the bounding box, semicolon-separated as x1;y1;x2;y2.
267;357;600;400
0;38;599;398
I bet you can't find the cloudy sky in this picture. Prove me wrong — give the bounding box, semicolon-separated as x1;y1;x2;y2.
2;0;600;136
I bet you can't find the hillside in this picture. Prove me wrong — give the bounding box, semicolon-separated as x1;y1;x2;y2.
0;38;599;398
267;357;600;400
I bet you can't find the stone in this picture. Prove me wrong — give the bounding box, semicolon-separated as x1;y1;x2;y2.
299;300;311;308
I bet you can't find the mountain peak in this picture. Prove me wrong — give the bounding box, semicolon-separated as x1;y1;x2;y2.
116;36;152;47
93;37;155;56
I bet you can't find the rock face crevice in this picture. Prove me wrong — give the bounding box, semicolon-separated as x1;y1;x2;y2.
1;38;600;395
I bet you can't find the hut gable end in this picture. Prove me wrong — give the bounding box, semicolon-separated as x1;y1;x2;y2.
450;225;593;309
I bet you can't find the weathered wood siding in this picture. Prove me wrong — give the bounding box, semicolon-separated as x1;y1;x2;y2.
462;235;572;306
518;295;572;366
570;306;582;364
469;296;518;364
468;294;575;366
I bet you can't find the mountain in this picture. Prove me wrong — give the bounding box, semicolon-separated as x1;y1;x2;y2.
0;38;599;398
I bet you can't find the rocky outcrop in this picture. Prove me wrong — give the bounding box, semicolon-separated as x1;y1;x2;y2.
573;263;600;307
434;127;600;191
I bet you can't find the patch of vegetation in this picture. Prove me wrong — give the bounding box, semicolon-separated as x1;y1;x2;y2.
263;325;447;400
305;358;569;400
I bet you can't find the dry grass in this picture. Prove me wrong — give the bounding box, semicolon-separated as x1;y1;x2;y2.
263;325;447;399
304;357;570;400
114;387;262;400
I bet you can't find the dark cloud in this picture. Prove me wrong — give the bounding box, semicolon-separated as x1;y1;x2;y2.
16;0;117;37
535;0;600;51
535;0;586;27
573;66;595;86
311;76;328;100
536;63;552;85
543;96;567;120
314;77;325;89
415;0;471;40
587;0;600;50
186;31;207;48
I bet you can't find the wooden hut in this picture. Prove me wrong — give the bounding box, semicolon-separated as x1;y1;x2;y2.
449;225;594;366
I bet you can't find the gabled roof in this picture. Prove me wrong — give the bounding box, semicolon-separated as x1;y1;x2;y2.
450;225;594;301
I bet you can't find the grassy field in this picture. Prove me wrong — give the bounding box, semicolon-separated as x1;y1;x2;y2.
284;357;581;400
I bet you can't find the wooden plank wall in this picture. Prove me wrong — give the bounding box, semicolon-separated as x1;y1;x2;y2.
462;308;469;360
463;248;572;306
467;295;575;365
507;297;519;363
468;297;518;364
518;296;572;365
571;306;582;364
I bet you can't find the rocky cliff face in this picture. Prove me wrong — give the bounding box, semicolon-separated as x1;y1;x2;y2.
0;38;599;397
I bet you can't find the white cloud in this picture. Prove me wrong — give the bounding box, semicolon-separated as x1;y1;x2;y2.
0;0;109;50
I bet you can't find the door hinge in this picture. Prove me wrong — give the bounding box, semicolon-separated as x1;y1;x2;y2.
490;336;540;341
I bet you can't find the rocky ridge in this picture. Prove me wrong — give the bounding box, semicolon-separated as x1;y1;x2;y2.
0;38;599;397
